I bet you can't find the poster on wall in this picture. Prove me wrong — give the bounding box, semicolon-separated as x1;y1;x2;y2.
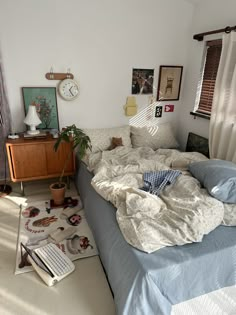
164;104;174;112
22;87;59;130
156;66;183;101
132;68;154;94
155;106;163;117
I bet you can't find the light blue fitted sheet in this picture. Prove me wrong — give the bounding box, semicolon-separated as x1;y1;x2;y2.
76;161;236;315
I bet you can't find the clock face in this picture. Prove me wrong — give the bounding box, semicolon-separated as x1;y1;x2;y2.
59;79;79;101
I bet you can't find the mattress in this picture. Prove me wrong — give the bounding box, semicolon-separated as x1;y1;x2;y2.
76;160;236;315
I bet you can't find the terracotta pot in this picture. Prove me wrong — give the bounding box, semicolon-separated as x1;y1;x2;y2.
49;182;66;206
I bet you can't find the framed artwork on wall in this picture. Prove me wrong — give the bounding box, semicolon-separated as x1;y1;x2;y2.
156;66;183;101
155;106;163;117
132;68;154;94
22;87;59;130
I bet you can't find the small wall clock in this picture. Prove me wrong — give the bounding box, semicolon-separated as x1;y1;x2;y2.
58;79;79;101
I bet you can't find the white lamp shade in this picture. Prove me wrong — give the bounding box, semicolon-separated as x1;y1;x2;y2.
24;105;42;134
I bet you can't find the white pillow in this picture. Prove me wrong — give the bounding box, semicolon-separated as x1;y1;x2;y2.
83;125;131;153
131;123;179;150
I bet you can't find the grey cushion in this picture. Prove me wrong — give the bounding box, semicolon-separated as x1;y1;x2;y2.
189;159;236;203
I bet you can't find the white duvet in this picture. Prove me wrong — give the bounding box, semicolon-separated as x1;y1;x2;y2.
87;147;236;253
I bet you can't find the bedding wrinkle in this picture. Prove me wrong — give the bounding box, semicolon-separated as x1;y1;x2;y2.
89;147;227;253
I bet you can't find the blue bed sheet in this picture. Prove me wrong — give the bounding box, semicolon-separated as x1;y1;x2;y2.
76;161;236;315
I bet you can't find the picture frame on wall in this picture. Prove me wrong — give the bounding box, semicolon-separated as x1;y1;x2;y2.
156;65;183;101
22;87;59;130
132;68;154;95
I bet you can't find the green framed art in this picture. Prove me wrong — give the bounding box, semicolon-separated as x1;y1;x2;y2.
22;87;59;130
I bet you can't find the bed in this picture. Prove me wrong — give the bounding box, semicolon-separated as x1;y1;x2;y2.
75;125;236;315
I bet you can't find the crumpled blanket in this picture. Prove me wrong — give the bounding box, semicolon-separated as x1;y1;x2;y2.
87;147;236;253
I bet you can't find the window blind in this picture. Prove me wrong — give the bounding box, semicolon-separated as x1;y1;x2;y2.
197;39;222;115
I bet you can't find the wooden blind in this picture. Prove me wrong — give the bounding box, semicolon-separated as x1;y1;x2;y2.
197;39;222;115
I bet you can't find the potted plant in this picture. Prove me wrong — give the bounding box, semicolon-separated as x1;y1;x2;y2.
49;124;91;205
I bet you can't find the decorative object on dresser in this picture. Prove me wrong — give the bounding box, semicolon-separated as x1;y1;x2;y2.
23;104;42;135
6;134;75;196
50;125;91;206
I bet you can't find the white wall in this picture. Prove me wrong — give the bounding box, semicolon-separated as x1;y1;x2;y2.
0;0;194;133
177;0;236;149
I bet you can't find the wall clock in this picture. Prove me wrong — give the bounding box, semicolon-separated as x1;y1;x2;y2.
58;79;79;101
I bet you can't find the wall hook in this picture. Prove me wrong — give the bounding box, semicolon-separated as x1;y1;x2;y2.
45;68;74;80
50;67;54;79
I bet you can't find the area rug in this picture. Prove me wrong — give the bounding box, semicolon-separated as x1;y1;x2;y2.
15;196;98;275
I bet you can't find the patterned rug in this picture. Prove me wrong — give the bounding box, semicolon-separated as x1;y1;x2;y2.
15;196;98;275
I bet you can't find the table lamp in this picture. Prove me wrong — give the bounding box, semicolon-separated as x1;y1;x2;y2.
24;105;42;135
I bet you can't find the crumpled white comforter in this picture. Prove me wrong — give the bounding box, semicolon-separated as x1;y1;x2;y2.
87;147;236;253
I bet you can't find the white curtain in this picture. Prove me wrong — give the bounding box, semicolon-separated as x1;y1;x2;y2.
209;32;236;162
0;48;11;180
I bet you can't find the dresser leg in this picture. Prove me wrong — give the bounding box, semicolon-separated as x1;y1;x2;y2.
20;181;25;196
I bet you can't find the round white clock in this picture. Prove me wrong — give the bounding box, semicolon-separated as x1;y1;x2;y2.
58;79;79;101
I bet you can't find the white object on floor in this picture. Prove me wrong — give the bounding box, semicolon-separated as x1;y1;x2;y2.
0;180;116;315
24;242;75;286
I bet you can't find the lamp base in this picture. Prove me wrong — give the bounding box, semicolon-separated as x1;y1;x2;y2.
27;129;40;135
0;184;12;197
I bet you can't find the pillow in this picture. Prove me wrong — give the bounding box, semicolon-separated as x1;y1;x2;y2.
83;126;131;153
189;159;236;203
130;123;179;150
108;137;123;150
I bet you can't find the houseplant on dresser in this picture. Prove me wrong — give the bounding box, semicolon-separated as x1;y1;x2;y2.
50;124;91;205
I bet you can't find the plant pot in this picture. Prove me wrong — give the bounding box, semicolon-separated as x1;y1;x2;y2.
49;182;66;206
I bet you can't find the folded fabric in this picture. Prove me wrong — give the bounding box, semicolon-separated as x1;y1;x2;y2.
48;226;76;243
142;170;181;196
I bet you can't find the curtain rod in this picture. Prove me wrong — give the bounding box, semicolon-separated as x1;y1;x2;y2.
193;25;236;41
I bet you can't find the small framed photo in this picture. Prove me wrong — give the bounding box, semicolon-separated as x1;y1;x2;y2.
155;106;163;118
22;87;59;130
156;66;183;101
132;68;154;94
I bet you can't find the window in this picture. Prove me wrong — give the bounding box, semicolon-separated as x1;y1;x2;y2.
195;39;222;116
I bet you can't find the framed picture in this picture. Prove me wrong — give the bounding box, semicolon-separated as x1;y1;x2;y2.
156;66;183;101
155;106;163;118
22;87;59;130
132;68;154;94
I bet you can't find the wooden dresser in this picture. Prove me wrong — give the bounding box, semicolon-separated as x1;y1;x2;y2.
6;134;75;193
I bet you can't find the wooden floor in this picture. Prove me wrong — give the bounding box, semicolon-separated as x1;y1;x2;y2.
0;179;116;315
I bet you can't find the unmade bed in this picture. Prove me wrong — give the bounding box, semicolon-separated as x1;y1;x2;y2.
76;159;236;315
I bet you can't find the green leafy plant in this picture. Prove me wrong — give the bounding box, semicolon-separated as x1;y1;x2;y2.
53;124;91;187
